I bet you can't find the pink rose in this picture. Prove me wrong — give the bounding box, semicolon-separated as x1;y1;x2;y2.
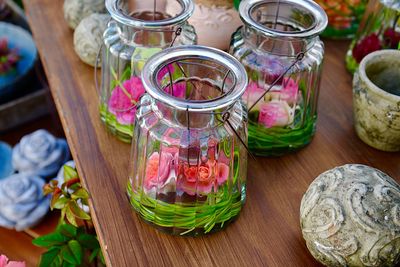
280;77;299;104
258;101;291;128
177;161;229;196
108;76;146;125
0;255;25;267
144;152;175;191
242;82;265;110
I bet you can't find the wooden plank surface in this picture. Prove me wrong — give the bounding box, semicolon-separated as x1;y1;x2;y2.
23;0;400;266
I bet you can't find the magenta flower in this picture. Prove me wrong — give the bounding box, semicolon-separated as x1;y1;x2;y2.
0;38;20;75
242;82;265;110
165;82;186;99
108;76;146;125
157;64;175;81
258;100;291;128
0;255;25;267
280;77;299;105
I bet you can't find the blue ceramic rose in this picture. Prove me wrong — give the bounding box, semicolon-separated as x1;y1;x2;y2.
12;129;70;178
0;173;50;231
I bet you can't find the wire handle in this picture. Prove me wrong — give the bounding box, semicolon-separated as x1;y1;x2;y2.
170;27;182;48
221;112;256;160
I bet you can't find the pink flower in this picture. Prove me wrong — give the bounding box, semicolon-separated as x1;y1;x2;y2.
280;77;299;104
258;100;291;128
178;161;229;196
0;255;25;267
242;82;265;110
144;152;175;191
108;76;146;125
157;64;174;81
164;82;186;99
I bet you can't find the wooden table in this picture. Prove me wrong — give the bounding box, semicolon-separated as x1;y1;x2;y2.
23;0;400;266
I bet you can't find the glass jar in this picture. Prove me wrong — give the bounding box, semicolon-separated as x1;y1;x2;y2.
127;46;248;236
346;0;400;74
230;0;327;156
315;0;367;39
100;0;197;143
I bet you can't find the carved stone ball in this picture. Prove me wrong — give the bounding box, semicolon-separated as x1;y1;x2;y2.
300;164;400;267
63;0;106;29
73;13;110;67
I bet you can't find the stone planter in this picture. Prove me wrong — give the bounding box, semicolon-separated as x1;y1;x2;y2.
353;49;400;152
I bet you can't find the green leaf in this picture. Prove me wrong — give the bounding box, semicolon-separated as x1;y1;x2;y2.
43;183;54;195
69;201;91;220
33;233;69;247
65;206;78;227
89;247;99;263
60;207;66;223
99;249;106;265
53;196;69;210
77;233;99;250
57;223;77;238
68;240;83;265
60;245;78;265
120;67;132;82
64;165;78;182
68;183;80;192
62;261;74;267
71;188;89;200
81;198;89;206
38;248;61;267
233;0;241;10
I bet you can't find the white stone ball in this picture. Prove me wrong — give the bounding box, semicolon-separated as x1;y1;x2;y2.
73;13;110;67
63;0;106;30
300;164;400;267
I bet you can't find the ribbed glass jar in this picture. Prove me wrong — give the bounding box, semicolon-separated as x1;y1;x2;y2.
127;46;248;236
315;0;367;39
100;0;197;143
346;0;400;74
230;0;327;156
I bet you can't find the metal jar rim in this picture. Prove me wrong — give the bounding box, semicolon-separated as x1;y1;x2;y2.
141;45;248;112
105;0;194;29
239;0;328;38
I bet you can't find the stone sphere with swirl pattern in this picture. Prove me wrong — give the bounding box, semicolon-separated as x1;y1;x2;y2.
300;164;400;267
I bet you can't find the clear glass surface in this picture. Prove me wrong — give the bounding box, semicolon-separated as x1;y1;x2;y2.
100;0;197;143
127;46;248;236
230;0;326;156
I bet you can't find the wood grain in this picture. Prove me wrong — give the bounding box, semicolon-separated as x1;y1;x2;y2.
23;0;400;266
